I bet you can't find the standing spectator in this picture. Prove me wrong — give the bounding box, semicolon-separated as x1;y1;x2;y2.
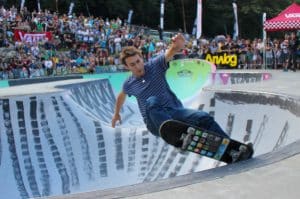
265;42;274;69
281;37;290;71
141;39;149;61
209;41;218;54
287;32;299;72
44;58;53;75
108;38;115;55
188;47;200;58
148;38;156;59
31;42;39;57
114;35;122;54
273;40;282;69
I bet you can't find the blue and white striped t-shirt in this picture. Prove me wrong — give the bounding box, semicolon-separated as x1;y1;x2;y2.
123;54;183;121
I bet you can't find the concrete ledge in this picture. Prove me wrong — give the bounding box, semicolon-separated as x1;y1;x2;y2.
8;75;83;87
46;139;300;199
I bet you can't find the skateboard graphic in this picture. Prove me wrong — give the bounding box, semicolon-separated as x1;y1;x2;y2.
159;120;254;164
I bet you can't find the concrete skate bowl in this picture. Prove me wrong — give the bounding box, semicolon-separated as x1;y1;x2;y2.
0;59;299;199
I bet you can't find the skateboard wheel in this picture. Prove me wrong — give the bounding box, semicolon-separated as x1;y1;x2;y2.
239;145;247;152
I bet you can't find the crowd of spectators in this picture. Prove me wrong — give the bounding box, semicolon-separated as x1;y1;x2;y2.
190;32;299;71
0;5;299;80
0;5;168;79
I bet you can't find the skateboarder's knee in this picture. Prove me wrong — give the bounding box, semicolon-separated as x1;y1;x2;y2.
146;96;160;109
196;115;216;128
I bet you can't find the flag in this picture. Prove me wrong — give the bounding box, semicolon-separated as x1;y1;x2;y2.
68;2;75;16
262;12;267;69
127;9;133;25
37;0;41;13
232;2;239;40
160;0;165;30
196;0;202;39
20;0;25;10
262;13;266;41
192;17;197;36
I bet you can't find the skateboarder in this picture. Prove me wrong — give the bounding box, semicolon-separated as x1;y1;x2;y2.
111;33;229;140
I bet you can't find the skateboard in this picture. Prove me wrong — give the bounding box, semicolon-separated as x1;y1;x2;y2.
159;120;254;164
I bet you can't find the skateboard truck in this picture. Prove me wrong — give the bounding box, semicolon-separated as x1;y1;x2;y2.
230;142;254;163
181;127;195;150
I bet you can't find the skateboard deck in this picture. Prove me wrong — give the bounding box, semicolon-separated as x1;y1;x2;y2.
159;120;254;164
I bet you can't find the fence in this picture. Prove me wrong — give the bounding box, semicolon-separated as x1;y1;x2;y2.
0;64;126;80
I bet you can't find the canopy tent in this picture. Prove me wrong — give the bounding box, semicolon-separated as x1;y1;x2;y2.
264;2;300;32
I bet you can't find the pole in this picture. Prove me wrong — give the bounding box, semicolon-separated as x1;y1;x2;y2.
160;0;165;41
160;0;165;30
86;2;91;17
196;0;202;39
263;13;267;69
232;1;239;41
181;0;186;33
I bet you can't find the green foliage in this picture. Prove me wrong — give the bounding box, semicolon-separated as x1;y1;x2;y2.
0;0;297;39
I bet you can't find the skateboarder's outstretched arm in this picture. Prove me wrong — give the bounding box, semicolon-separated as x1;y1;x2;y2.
165;33;185;62
112;91;126;128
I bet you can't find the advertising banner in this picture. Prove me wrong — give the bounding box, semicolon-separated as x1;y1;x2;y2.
204;52;239;68
14;30;52;43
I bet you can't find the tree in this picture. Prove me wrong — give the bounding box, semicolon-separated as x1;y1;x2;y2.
0;0;297;39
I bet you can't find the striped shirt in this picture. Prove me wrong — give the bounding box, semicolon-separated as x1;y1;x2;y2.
123;54;183;121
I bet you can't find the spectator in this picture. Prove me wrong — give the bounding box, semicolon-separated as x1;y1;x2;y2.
287;32;299;72
281;38;290;71
0;4;298;81
44;58;53;75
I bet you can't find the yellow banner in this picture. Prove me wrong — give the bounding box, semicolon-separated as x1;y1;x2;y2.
205;53;238;68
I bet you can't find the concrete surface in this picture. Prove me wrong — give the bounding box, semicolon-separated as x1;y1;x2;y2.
0;69;300;199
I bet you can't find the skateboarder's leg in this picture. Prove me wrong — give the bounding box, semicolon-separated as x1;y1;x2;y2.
172;108;229;138
145;96;172;136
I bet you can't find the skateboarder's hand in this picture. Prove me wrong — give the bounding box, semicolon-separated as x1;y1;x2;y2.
112;113;122;128
171;33;185;52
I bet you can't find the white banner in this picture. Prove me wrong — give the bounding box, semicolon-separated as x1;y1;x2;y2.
160;0;165;30
37;0;41;13
196;0;202;39
232;2;239;40
192;17;197;36
68;2;75;16
20;0;25;10
127;9;133;24
262;12;267;69
263;13;266;41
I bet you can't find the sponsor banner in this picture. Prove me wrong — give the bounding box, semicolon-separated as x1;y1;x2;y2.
127;9;133;24
160;0;165;30
232;2;239;40
204;52;238;68
285;13;300;18
196;0;202;39
14;30;52;43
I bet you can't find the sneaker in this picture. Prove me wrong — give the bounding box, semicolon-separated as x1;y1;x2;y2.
237;142;254;162
231;142;254;163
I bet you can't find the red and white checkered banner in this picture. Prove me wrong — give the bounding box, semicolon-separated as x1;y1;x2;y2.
264;20;300;32
264;3;300;32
